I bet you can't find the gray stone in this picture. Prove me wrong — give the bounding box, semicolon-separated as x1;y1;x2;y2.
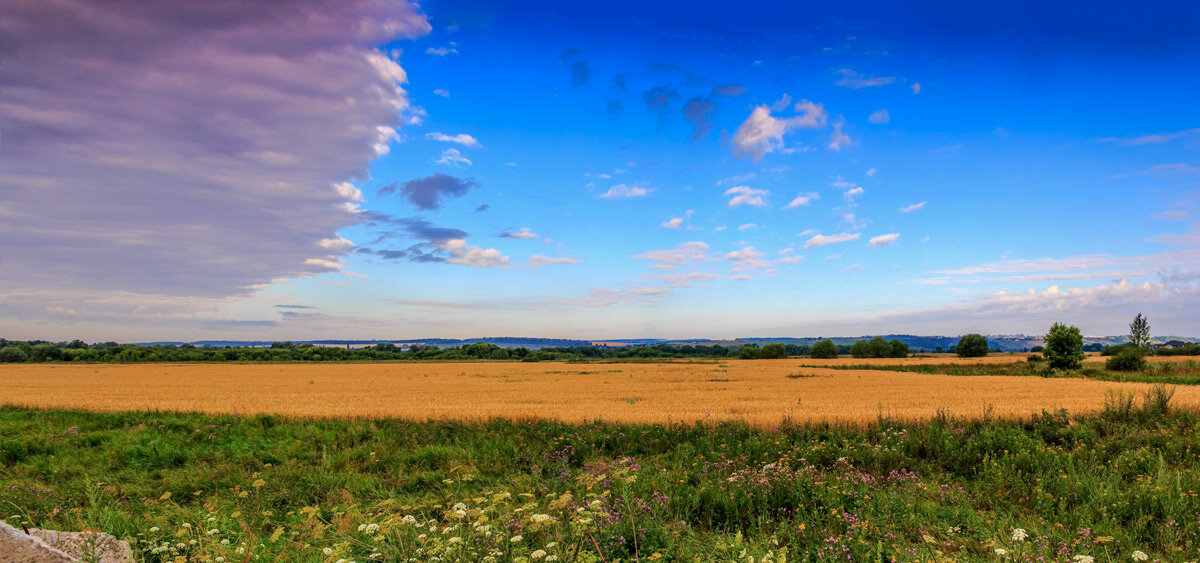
0;521;132;563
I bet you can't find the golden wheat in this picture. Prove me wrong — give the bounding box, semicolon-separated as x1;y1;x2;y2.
2;358;1198;426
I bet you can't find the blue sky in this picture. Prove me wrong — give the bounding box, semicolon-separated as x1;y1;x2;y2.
2;0;1198;341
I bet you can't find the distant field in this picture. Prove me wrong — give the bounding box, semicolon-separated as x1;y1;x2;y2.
5;357;1200;424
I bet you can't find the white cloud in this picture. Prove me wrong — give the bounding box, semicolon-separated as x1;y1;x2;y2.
865;167;877;176
778;254;805;264
842;263;865;271
435;148;472;167
869;233;900;247
446;245;509;268
717;172;756;185
501;227;538;239
528;254;581;266
725;186;769;208
425;45;458;56
797;229;817;237
632;241;710;270
805;232;861;249
661;217;684;230
834;68;896;89
433;89;449;97
725;246;771;272
825;253;842;260
599;184;651;199
738;223;758;230
828;119;852;151
333;182;364;203
868;109;890;124
845;186;864;200
643;272;723;287
731;101;828;160
785;192;819;209
899;201;927;213
426;132;481;147
911;82;922;95
318;236;356;253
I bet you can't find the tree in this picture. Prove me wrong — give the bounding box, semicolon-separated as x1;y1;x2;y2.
849;339;871;358
1043;322;1085;370
760;343;787;359
0;346;28;363
889;339;909;358
738;344;761;359
1129;313;1150;350
956;334;989;357
811;339;838;359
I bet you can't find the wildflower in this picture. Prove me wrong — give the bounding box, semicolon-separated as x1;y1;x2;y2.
417;534;428;541
216;558;225;563
531;514;553;524
531;550;547;560
220;539;230;545
323;547;334;555
149;527;160;533
452;503;467;512
181;523;191;529
545;557;559;562
236;547;246;554
207;517;217;522
510;535;523;542
365;523;380;534
587;500;603;511
449;537;463;544
252;479;265;488
1011;528;1028;542
206;529;220;536
401;515;417;525
1132;552;1149;561
1073;556;1095;563
995;549;1008;556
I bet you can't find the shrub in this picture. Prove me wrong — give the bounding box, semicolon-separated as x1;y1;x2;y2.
1043;323;1084;370
0;346;28;363
956;334;989;357
810;339;838;359
1027;353;1043;363
1105;350;1147;372
1143;383;1176;417
760;343;787;359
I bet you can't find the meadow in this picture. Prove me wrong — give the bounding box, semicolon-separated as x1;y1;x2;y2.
4;358;1200;562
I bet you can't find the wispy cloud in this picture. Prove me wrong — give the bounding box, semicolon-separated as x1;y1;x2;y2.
528;254;581;266
501;227;539;239
834;68;896;89
435;148;472;167
868;109;890;124
725;186;769;208
785;192;819;209
426;132;481;148
869;233;900;247
805;232;861;249
899;201;927;213
599;184;652;199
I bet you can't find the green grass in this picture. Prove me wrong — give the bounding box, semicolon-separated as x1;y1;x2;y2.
2;404;1199;561
801;360;1200;385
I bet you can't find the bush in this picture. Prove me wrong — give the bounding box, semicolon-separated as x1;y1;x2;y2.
1105;350;1147;372
956;334;989;357
759;343;787;359
1027;354;1044;363
889;339;909;358
0;346;28;363
1043;322;1084;370
810;339;838;359
1101;343;1136;357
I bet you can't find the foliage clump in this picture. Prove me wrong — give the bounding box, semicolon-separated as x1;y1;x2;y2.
810;339;838;359
1043;322;1085;370
955;334;989;357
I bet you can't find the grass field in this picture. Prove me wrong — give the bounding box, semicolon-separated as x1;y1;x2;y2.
4;358;1200;425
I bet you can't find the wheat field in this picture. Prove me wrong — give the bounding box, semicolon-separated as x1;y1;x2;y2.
4;357;1198;425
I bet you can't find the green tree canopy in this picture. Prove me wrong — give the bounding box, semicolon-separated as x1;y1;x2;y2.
810;339;838;359
1043;322;1085;370
956;334;989;357
760;343;787;359
1129;313;1150;349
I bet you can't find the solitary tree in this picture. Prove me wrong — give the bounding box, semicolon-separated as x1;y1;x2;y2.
1129;313;1150;350
1043;322;1085;370
956;334;990;357
811;339;838;359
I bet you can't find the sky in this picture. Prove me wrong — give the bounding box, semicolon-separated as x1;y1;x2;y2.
2;0;1199;342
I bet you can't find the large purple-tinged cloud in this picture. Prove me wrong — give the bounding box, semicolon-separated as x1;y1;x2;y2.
0;1;430;322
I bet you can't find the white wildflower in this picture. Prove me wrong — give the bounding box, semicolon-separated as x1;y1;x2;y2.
1132;552;1149;561
531;514;553;523
149;527;160;533
1011;528;1028;542
510;535;523;542
401;515;417;525
452;503;467;511
323;547;334;555
995;549;1007;556
1073;556;1095;563
587;500;603;511
206;528;219;536
531;550;547;560
220;539;230;545
449;537;462;544
365;523;379;534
